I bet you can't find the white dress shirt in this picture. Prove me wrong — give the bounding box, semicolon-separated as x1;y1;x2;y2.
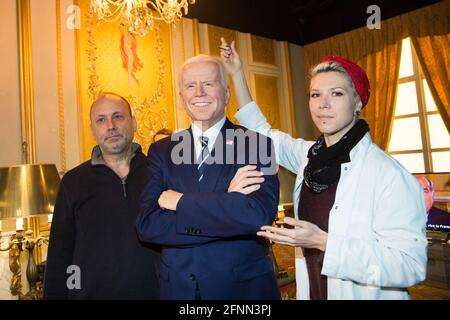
191;117;226;161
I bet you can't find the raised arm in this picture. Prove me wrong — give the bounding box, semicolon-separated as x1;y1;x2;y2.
220;37;313;174
220;37;252;107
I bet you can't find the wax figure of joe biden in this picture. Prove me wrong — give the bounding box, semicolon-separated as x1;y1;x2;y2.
137;54;281;300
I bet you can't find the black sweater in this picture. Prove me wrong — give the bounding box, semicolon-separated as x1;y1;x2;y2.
43;145;160;299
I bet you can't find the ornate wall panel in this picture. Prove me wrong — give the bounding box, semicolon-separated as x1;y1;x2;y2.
250;34;276;66
254;74;281;129
76;0;176;159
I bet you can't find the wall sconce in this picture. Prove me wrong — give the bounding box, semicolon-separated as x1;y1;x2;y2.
0;164;60;300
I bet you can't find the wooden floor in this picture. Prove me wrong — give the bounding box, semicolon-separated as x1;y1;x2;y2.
272;243;450;300
409;284;450;300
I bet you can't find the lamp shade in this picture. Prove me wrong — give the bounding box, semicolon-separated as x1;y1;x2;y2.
0;164;60;220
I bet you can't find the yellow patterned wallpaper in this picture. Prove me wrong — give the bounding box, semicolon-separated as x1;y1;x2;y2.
76;0;175;159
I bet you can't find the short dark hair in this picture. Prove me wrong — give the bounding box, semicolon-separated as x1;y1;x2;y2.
153;128;173;142
90;92;132;119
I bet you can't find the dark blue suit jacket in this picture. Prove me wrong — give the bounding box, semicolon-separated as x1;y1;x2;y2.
137;119;281;300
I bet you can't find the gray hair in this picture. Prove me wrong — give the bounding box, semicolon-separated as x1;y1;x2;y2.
179;54;229;89
310;61;362;110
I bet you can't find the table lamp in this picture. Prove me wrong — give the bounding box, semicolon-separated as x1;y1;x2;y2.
0;163;60;299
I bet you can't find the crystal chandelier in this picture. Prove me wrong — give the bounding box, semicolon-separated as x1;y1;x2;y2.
90;0;196;36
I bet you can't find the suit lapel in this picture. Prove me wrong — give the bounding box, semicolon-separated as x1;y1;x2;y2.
199;119;235;192
172;128;199;192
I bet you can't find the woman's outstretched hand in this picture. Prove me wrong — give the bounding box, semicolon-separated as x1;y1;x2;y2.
257;217;328;251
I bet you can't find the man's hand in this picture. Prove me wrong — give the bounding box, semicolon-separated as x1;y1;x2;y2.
228;165;264;195
158;190;183;211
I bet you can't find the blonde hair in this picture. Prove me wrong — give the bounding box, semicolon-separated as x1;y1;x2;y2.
310;61;362;110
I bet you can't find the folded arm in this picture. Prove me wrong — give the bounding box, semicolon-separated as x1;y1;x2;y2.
136;146;219;247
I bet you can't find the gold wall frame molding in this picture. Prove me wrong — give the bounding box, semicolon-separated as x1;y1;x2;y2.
17;0;43;267
17;0;36;164
55;0;67;174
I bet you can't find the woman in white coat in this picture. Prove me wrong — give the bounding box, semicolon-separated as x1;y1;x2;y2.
220;38;427;300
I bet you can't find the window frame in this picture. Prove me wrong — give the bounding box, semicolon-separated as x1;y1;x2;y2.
388;38;450;173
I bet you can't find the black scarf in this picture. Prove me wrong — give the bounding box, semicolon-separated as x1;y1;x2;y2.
303;119;370;193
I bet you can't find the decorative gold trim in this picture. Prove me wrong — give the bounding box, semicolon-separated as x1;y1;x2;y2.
283;42;297;137
168;20;180;129
85;9;102;100
74;0;85;163
179;19;186;62
17;0;36;164
56;0;67;174
192;18;200;56
26;217;42;265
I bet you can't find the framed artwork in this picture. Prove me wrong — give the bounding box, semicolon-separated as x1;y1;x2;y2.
75;0;176;159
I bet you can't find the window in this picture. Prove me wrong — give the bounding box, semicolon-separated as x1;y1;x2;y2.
388;38;450;173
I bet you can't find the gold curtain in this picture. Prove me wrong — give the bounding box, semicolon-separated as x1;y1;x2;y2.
411;35;450;133
303;0;449;149
359;43;402;150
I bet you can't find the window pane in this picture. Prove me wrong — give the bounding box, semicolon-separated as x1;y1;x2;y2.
432;151;450;172
423;79;437;111
391;153;425;173
428;114;450;149
399;38;414;78
394;82;418;116
389;117;423;151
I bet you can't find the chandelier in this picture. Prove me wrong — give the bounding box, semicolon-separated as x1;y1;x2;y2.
90;0;196;36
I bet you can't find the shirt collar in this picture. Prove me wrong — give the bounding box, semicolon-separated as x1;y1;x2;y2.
91;143;140;166
191;117;226;151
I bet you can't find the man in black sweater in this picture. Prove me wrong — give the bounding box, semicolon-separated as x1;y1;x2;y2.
43;92;160;299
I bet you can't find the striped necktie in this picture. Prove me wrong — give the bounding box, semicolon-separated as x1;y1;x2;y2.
197;135;210;182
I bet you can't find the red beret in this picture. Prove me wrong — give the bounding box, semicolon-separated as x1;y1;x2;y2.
322;56;371;108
